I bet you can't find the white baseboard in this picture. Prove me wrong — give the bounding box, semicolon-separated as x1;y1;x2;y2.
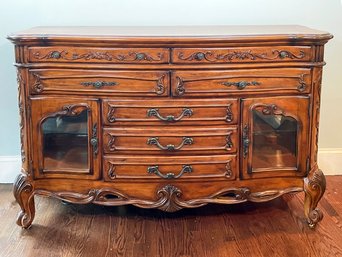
0;149;341;183
0;156;21;183
318;148;342;175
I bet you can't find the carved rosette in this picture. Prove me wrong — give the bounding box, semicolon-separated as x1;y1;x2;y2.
13;174;35;228
304;168;326;228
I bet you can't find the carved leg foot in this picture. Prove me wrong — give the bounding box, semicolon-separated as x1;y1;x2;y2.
13;174;35;228
304;168;326;228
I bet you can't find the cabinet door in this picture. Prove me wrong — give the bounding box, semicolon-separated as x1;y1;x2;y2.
241;96;309;178
31;97;100;179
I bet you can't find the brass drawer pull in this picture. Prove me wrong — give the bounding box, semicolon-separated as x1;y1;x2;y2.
81;81;118;89
147;165;192;179
147;108;193;122
222;80;260;90
147;137;193;151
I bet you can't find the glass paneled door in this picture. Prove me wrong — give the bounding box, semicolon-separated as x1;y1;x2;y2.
241;96;310;178
31;97;100;179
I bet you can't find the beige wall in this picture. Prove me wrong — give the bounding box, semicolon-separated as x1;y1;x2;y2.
0;0;340;181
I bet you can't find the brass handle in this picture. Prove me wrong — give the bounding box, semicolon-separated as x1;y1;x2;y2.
147;137;193;151
81;81;118;89
222;80;260;90
91;123;98;155
147;108;193;122
147;165;192;179
242;125;249;160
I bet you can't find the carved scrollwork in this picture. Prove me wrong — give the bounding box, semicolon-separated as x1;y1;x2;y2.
13;174;35;228
32;73;44;93
225;132;233;151
175;76;185;96
297;74;307;92
304;167;326;228
272;50;306;60
29;185;303;219
226;104;233;123
177;49;306;62
107;104;116;123
33;50;165;62
107;162;116;180
17;70;26;163
178;51;214;62
155;74;165;95
117;52;164;62
107;133;116;151
225;161;232;178
253;104;285;116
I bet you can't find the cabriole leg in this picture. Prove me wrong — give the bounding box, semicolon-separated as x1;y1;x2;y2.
13;174;35;228
304;168;326;228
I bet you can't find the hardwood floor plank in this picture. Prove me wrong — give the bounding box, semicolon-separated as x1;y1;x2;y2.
0;176;342;257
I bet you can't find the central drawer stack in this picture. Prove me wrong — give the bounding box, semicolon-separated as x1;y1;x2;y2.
102;97;239;181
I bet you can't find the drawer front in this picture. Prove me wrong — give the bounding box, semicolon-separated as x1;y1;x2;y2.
29;69;170;96
103;155;237;181
172;46;312;64
103;126;237;154
29;47;170;64
172;68;311;96
102;98;238;125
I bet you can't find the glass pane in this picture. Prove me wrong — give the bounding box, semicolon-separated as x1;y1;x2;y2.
42;109;88;171
252;109;297;171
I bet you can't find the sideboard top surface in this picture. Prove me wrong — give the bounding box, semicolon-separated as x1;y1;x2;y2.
8;25;333;45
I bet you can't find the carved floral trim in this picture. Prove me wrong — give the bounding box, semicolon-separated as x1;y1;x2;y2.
178;49;306;62
33;50;165;62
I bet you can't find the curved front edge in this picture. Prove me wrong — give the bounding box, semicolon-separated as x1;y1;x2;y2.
33;184;303;213
304;167;326;228
13;174;35;228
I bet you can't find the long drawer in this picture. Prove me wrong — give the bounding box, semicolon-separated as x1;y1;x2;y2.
28;46;170;64
102;98;238;125
172;46;313;64
103;126;237;155
103;155;237;181
28;69;170;96
172;68;312;96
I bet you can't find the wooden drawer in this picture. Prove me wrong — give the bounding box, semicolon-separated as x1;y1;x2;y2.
102;98;238;125
103;155;237;181
28;47;170;64
103;126;237;155
172;46;312;64
172;68;311;96
28;69;170;96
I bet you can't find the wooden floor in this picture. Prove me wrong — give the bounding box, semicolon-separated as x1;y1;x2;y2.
0;176;341;257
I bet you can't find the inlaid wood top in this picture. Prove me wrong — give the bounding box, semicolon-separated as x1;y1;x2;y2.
8;25;332;44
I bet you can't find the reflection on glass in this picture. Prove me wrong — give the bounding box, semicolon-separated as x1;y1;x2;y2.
42;110;88;171
252;109;297;171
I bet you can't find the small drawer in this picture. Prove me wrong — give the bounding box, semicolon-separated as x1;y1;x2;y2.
172;46;312;64
172;68;311;97
102;98;238;126
103;155;237;181
103;126;237;155
28;47;170;64
28;69;170;96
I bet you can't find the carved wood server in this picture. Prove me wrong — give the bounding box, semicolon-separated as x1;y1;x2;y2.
8;25;332;229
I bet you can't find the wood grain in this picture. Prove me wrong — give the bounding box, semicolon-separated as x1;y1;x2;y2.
1;176;342;257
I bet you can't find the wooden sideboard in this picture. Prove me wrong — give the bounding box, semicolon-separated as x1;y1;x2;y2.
8;26;333;228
